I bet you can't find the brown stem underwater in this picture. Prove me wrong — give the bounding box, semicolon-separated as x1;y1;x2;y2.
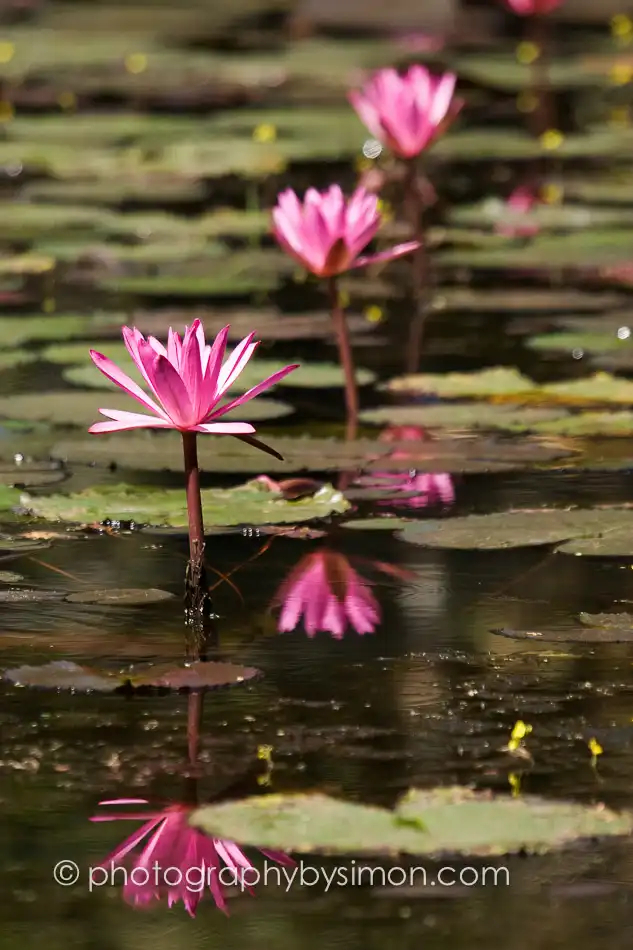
328;276;359;441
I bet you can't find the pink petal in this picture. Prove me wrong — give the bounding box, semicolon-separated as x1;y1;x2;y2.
89;351;167;419
193;421;255;434
141;348;194;427
209;363;300;420
89;408;175;433
217;333;257;393
353;240;421;269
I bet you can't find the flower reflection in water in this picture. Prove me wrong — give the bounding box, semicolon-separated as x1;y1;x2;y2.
91;693;294;917
359;424;456;509
273;548;411;638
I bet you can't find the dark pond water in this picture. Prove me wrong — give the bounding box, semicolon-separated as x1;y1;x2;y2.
2;0;633;946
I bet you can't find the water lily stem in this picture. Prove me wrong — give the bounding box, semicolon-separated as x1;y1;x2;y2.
328;276;358;440
529;13;555;139
181;431;214;638
404;158;432;374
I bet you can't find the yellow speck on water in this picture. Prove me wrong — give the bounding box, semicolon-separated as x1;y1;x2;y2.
588;737;603;757
0;100;13;122
253;123;277;143
57;91;76;110
507;720;532;751
124;53;148;75
508;772;521;797
540;182;563;204
516;41;540;64
0;42;14;63
609;62;633;85
257;744;273;761
364;305;383;323
540;129;564;151
516;90;537;113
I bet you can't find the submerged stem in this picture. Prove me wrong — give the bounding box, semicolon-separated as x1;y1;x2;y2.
328;276;358;441
404;158;432;374
181;431;215;647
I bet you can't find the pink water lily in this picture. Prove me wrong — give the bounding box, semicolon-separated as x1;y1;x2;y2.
349;66;461;159
91;799;294;917
271;185;419;277
88;320;299;436
501;0;563;14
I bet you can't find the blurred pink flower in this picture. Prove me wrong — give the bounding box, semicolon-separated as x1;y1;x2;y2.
501;0;563;14
349;66;462;159
365;470;455;508
271;185;419;277
88;319;298;436
379;424;428;443
274;549;381;637
495;186;540;238
91;799;294;917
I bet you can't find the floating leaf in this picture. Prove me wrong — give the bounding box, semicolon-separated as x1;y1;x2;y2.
449;198;633;231
492;626;633;644
50;433;574;475
0;589;65;603
0;461;66;488
64;588;175;606
530;412;633;437
542;373;633;405
580;611;633;629
437;288;625;314
126;661;260;690
0;571;23;583
0;314;102;349
20;479;350;527
190;787;633;857
382;367;536;398
359;403;568;432
397;508;633;551
341;517;414;531
526;331;633;355
4;660;118;691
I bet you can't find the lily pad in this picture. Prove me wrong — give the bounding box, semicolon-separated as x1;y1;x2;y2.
0;391;292;426
19;479;350;527
359;403;568;432
382;367;536;398
0;589;65;603
50;433;574;475
341;517;414;531
0;486;23;512
451;52;623;92
449;198;633;231
3;659;259;692
397;508;633;551
434;126;633;162
438;229;633;270
556;531;633;556
526;331;633;355
530;412;633;437
190;787;633;857
436;288;625;314
64;588;175;606
0;534;53;554
492;626;633;644
0;460;65;488
0;571;23;583
0;314;103;349
542;373;633;406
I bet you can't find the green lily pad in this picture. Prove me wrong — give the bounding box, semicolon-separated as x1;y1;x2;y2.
542;373;633;405
382;367;536;399
437;288;626;314
359;403;568;432
0;571;23;583
3;659;259;692
0;391;292;426
190;787;633;857
580;611;633;629
556;531;633;556
434;126;633;162
21;176;207;208
531;412;633;437
450;52;624;92
439;229;633;270
19;478;350;527
449;199;633;232
0;589;64;602
0;461;65;488
50;432;574;475
341;517;413;531
397;508;633;551
0;314;104;350
0;350;38;370
64;588;175;606
526;331;633;355
0;486;22;512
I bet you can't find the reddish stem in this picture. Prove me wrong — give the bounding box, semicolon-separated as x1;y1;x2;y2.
328;276;358;441
404;159;432;374
181;431;212;636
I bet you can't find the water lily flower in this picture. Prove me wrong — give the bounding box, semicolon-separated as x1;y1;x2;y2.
271;185;420;278
88;320;298;437
501;0;563;15
348;66;462;159
91;799;294;917
495;186;541;238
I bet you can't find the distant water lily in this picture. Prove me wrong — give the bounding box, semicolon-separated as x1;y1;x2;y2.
91;799;293;917
348;66;461;160
272;185;417;439
501;0;564;15
496;186;541;238
88;320;298;620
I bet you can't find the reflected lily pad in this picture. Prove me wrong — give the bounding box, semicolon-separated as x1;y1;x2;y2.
382;367;536;398
0;390;292;425
190;787;633;856
50;433;574;475
20;479;350;527
0;588;65;602
360;403;568;432
64;588;175;606
3;658;259;692
397;508;633;550
492;626;633;643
